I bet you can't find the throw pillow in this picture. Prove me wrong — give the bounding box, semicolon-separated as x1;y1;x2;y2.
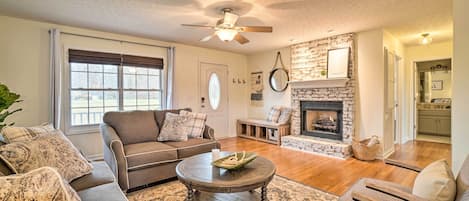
412;159;456;201
1;123;55;143
278;107;292;124
180;110;207;138
0;167;81;201
0;130;93;182
266;106;282;123
157;113;190;142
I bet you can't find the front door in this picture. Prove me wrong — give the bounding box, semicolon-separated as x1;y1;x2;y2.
199;62;229;139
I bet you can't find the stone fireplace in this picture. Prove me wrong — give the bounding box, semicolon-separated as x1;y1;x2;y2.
281;33;355;158
301;101;343;141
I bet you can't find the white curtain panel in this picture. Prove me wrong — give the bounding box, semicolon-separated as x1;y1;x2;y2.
49;29;63;130
165;46;175;109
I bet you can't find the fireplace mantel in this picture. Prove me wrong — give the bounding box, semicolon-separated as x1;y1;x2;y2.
289;78;349;89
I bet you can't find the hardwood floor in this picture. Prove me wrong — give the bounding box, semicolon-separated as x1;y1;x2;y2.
387;140;451;169
218;137;451;196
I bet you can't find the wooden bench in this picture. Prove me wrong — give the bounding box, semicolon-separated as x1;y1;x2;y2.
236;119;290;145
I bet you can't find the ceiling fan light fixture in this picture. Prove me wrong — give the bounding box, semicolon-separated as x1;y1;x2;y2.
216;29;238;42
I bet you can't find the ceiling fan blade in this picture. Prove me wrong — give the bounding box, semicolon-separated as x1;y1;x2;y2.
234;33;250;44
238;26;273;33
200;33;216;42
221;12;239;27
181;24;215;29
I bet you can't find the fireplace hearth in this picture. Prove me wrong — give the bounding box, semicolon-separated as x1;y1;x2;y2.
301;101;343;141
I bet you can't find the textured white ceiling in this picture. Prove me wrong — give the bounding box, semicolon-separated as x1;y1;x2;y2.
0;0;453;54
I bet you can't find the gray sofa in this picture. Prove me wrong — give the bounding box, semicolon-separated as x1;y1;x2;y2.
0;143;127;201
100;108;220;191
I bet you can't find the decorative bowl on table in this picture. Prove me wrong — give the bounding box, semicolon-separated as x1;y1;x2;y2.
211;151;257;170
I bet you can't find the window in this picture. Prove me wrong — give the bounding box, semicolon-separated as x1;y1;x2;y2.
122;66;162;111
208;73;221;110
68;49;164;127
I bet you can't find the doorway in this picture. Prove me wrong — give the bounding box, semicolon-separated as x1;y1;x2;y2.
199;62;229;139
413;58;452;144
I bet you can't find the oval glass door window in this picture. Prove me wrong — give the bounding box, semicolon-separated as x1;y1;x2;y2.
208;73;221;110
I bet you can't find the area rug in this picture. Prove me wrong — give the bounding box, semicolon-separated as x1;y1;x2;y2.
127;175;338;201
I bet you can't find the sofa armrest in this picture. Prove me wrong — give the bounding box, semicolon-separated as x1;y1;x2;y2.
99;123;129;191
203;125;215;140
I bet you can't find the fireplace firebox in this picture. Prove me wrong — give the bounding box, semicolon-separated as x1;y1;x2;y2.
301;101;343;141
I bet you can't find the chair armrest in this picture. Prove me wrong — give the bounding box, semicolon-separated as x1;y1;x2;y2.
99;123;129;191
351;191;381;201
203;125;215;140
384;158;423;172
364;180;428;201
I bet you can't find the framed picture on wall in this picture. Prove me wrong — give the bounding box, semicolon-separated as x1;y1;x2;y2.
327;47;350;78
432;80;443;90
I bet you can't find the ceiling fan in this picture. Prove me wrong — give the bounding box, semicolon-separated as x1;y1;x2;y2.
181;8;273;44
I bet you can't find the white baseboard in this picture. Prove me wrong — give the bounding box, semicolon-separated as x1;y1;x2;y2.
382;147;395;159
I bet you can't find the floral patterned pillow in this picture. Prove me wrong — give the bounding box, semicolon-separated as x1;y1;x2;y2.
0;167;81;201
157;113;191;142
0;131;93;182
1;123;55;143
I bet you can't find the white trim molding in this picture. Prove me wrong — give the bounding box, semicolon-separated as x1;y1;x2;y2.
289;78;350;89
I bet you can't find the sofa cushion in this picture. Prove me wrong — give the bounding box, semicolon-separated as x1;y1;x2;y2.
413;159;456;201
0;131;93;182
456;155;469;201
154;108;191;129
78;182;128;201
165;138;219;159
103;110;159;145
124;142;178;170
0;167;81;201
70;161;115;192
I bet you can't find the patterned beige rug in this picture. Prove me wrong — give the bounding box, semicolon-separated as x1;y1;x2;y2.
127;175;338;201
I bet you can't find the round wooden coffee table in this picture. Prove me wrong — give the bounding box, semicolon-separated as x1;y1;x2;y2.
176;152;276;201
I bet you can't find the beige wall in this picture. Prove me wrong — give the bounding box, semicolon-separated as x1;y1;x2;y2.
0;16;248;158
355;29;385;144
402;41;453;143
430;71;452;99
452;0;469;174
246;47;291;119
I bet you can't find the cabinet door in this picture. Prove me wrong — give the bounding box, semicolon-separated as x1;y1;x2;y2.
418;117;437;134
437;118;451;136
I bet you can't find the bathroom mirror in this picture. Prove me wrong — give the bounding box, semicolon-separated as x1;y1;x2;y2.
269;68;289;92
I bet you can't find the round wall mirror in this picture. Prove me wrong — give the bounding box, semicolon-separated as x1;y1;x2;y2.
269;68;289;92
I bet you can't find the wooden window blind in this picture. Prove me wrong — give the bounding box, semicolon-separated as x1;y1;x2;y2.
68;49;164;69
68;49;121;65
122;54;164;69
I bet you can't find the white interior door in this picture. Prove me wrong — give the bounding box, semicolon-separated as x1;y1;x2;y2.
384;48;396;156
199;62;229;139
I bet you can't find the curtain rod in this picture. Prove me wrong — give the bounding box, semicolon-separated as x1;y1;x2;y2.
59;31;172;49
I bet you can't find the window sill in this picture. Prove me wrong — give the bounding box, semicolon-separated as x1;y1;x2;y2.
65;125;100;135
